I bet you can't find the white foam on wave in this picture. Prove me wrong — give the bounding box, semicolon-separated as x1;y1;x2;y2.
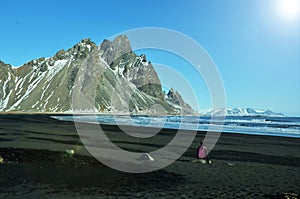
50;115;300;138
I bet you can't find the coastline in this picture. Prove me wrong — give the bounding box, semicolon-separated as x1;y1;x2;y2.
0;114;299;198
0;111;199;117
1;112;299;139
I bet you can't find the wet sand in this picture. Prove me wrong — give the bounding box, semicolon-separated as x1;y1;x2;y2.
0;114;299;198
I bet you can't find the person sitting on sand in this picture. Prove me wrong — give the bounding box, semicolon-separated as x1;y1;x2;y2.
196;141;211;164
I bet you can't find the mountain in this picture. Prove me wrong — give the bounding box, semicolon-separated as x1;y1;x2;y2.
165;88;193;111
0;36;194;115
199;108;285;117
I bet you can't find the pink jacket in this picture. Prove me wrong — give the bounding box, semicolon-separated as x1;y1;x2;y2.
198;146;207;159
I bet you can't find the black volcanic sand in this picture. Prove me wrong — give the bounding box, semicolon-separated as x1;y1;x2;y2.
0;114;299;199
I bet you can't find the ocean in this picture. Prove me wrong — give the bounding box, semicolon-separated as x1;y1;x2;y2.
52;115;300;138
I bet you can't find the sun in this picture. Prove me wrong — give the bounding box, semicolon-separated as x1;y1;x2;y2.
276;0;300;21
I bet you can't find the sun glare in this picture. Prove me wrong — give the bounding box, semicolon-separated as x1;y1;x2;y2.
276;0;300;21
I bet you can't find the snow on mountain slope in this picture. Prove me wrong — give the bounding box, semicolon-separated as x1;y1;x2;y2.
199;108;285;117
0;37;194;114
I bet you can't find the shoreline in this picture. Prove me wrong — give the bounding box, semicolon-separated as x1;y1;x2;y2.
0;114;299;198
1;112;299;139
0;111;198;116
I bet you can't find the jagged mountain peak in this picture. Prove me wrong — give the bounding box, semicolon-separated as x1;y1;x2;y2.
113;35;130;44
80;38;96;45
13;38;97;76
165;87;193;114
70;38;96;54
166;87;175;98
100;35;132;65
53;38;96;61
0;60;11;67
0;35;194;114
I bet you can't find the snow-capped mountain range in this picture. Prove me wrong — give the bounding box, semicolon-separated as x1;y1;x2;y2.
199;108;285;117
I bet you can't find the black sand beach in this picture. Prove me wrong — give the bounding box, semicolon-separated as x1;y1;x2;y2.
0;114;299;198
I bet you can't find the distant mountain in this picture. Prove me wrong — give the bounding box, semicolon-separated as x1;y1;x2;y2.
0;36;194;115
199;108;285;117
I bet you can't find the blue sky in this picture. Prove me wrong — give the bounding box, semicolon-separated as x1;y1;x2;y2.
0;0;299;115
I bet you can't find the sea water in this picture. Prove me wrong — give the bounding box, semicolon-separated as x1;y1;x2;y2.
51;115;300;138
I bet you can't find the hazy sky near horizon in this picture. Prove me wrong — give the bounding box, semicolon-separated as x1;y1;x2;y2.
0;0;299;115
